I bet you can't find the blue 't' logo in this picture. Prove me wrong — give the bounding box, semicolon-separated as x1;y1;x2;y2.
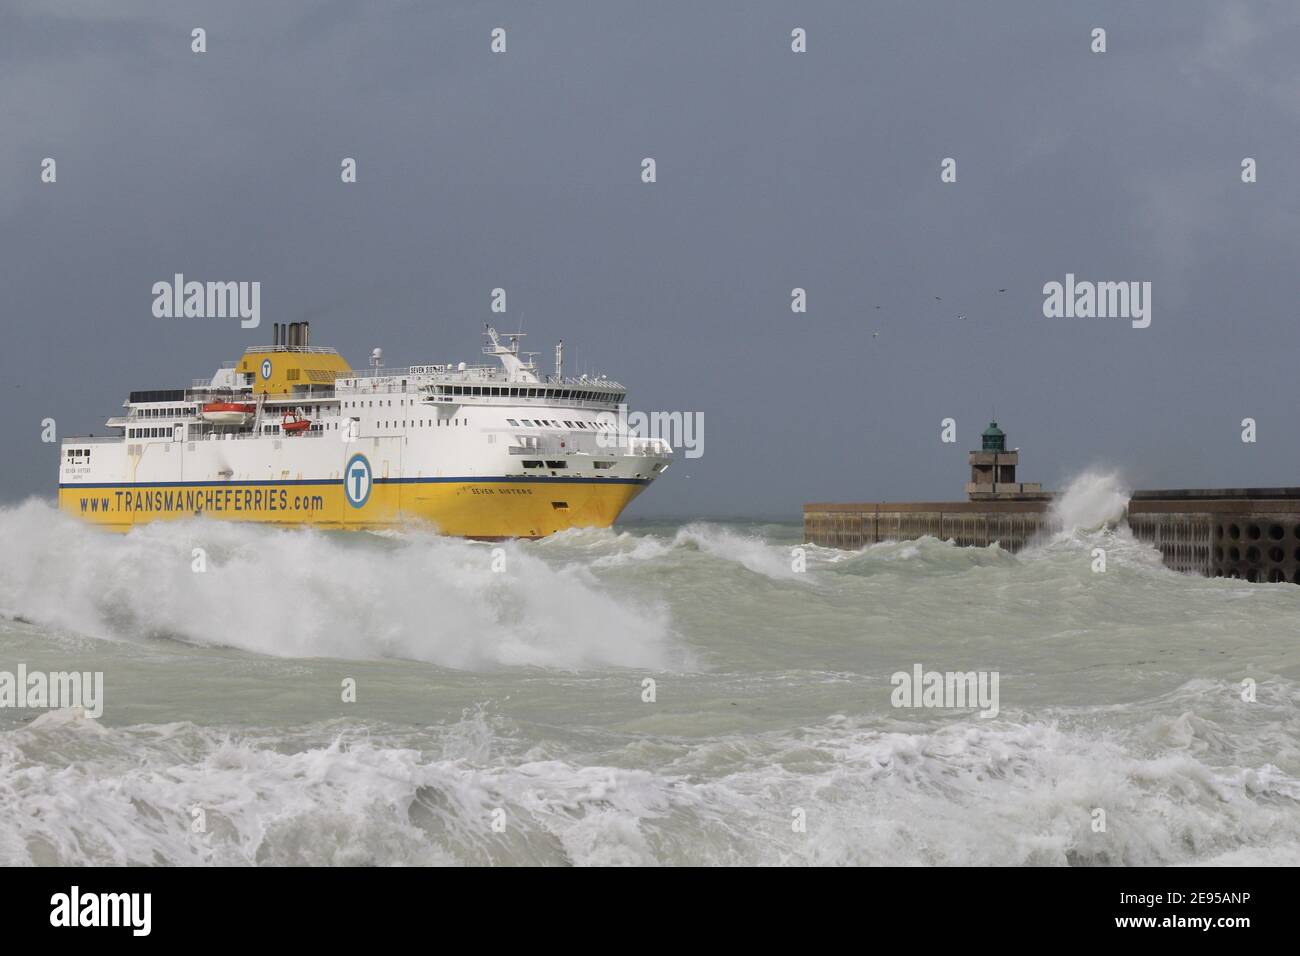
344;454;372;508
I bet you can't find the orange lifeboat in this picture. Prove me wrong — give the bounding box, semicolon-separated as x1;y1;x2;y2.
281;409;312;434
200;401;255;425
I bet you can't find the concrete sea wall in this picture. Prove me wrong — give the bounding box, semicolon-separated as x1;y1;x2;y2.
805;488;1300;583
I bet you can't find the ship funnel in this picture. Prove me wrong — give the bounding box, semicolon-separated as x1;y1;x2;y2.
279;321;311;349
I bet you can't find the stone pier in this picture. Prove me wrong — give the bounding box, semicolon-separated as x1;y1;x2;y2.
806;488;1300;583
803;500;1054;553
1128;488;1300;582
802;421;1300;583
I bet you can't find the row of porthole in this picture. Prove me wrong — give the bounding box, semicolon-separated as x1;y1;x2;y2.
1217;523;1297;541
1214;545;1300;564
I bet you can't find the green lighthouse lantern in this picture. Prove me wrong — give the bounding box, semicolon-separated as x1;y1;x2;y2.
981;422;1006;453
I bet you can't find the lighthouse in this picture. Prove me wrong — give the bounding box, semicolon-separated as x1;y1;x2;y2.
965;422;1049;501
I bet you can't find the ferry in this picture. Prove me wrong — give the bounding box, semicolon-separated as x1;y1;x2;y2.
58;323;671;537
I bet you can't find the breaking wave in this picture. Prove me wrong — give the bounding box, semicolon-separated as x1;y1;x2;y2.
3;496;1298;867
0;500;677;671
2;689;1296;866
1051;470;1131;532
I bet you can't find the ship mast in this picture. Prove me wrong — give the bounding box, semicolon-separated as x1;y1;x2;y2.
483;325;539;382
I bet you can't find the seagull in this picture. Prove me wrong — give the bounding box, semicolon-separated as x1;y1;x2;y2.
997;288;1007;293
872;331;880;338
956;313;967;321
934;296;942;301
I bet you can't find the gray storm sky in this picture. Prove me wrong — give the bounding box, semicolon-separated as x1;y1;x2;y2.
3;0;1299;518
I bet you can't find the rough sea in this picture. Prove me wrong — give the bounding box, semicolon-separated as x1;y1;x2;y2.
1;475;1297;866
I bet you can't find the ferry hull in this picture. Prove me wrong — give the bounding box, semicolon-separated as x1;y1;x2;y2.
58;477;649;538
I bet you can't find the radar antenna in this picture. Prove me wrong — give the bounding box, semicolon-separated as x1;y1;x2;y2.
483;325;539;383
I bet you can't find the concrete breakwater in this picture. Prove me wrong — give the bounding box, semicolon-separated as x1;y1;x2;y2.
804;489;1300;583
805;422;1057;554
802;500;1052;553
1127;488;1300;582
802;422;1300;582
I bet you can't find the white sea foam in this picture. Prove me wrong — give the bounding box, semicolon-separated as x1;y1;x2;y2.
0;500;677;671
2;704;1295;866
2;497;1296;867
537;521;805;580
1051;470;1131;532
670;522;805;580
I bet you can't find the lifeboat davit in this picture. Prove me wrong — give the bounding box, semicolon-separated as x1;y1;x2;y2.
201;401;255;425
281;410;312;434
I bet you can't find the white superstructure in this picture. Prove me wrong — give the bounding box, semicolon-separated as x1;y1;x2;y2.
59;324;671;537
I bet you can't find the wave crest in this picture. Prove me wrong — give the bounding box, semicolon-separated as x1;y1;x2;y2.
0;500;677;671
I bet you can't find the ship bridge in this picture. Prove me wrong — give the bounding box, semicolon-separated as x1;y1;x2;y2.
335;325;627;410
